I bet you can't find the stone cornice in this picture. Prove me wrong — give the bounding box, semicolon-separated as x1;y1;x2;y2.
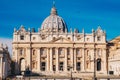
12;42;107;45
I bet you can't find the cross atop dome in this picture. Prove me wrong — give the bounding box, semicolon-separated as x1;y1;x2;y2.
53;0;55;7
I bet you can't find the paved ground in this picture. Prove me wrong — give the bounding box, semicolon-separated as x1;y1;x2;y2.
6;75;120;80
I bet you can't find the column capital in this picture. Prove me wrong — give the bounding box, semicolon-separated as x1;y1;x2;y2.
64;47;68;49
47;47;53;49
36;47;41;49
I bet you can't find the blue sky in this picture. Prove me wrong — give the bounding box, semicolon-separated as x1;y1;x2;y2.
0;0;120;54
0;0;120;39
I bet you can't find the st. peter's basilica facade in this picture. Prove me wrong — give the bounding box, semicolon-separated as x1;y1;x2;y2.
12;5;107;77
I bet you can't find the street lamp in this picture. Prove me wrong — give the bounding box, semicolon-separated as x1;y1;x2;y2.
94;48;97;80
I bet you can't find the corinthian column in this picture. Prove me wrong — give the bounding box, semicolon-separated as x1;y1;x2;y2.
56;48;59;71
47;48;49;71
81;48;85;71
71;48;74;71
50;48;53;71
74;48;76;71
37;48;40;71
65;48;67;71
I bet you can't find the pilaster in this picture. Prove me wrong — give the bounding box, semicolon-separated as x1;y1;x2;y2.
50;48;53;71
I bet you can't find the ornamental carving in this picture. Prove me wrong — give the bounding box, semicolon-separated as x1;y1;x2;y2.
75;34;84;40
40;34;48;40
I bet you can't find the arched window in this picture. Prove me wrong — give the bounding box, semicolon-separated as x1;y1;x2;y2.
33;50;36;55
97;58;101;71
20;58;25;71
41;48;45;55
76;48;80;55
20;49;23;55
59;48;64;55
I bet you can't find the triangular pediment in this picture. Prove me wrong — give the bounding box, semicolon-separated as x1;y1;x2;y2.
50;37;73;43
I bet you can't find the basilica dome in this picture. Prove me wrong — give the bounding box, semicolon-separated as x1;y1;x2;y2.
41;6;67;33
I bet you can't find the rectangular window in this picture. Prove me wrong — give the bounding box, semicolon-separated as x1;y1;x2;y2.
97;36;101;41
76;62;81;71
20;35;24;40
68;58;70;60
41;62;46;71
53;65;56;71
67;66;70;71
59;62;64;71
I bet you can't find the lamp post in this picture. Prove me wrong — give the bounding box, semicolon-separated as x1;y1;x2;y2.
94;48;97;80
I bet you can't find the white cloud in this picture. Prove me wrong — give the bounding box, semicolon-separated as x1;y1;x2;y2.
0;38;12;56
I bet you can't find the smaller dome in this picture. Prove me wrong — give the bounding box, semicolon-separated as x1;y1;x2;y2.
40;6;67;33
